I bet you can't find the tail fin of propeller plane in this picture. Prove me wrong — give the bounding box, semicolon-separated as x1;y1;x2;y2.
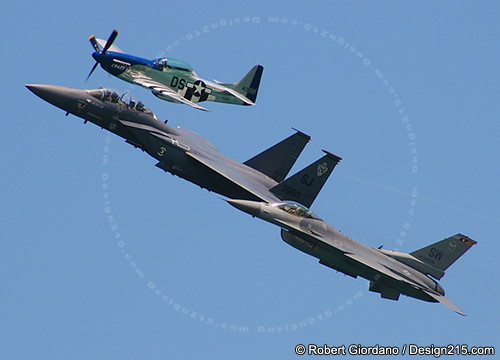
410;233;477;274
270;150;341;208
216;65;263;103
244;130;311;183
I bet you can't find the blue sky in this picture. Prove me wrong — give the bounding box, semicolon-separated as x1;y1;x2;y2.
3;1;499;359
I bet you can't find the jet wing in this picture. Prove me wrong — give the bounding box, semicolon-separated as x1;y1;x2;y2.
185;151;279;203
132;78;209;111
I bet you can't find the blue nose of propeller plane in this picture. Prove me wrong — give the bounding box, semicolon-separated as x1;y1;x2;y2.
86;29;119;81
92;51;104;63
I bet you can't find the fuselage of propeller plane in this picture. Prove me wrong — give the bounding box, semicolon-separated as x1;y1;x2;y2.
88;30;263;111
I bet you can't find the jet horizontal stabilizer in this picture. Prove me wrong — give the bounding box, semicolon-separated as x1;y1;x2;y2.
422;289;466;316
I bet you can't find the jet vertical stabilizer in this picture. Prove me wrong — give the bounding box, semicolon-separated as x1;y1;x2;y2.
410;233;477;275
244;130;311;182
270;150;341;208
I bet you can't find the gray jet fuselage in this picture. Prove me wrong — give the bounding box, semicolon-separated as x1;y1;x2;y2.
228;200;444;303
226;199;477;315
27;84;278;202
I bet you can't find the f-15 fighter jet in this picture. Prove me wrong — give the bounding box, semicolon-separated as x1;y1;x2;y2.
27;84;339;206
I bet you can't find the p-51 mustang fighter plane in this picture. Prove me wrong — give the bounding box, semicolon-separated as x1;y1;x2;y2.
86;30;263;111
227;199;477;315
27;84;339;207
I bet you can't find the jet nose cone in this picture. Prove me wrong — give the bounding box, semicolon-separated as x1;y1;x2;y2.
26;84;82;113
226;199;261;217
26;83;48;96
26;84;64;102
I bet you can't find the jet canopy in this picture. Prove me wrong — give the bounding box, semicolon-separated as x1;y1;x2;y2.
154;57;193;72
271;201;322;220
86;88;151;113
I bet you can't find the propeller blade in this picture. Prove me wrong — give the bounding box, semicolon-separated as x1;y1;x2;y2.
101;29;118;53
85;30;118;82
88;35;100;52
86;61;99;82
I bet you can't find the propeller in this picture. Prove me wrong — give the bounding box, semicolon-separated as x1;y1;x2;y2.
86;29;119;82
